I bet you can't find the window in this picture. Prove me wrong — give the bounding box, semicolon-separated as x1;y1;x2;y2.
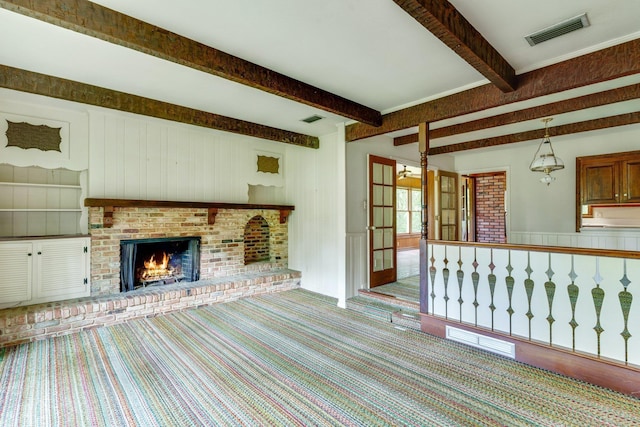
396;187;421;234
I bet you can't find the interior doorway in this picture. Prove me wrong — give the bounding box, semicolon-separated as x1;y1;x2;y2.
462;172;507;243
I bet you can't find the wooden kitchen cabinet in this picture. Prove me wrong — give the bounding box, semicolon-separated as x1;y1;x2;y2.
580;158;619;205
578;151;640;205
576;150;640;231
621;157;640;203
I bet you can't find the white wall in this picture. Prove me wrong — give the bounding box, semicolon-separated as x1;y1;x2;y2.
286;128;346;306
453;124;640;237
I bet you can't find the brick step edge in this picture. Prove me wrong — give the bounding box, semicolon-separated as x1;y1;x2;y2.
0;269;301;348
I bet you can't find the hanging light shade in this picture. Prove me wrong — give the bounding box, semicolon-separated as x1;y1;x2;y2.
529;118;564;185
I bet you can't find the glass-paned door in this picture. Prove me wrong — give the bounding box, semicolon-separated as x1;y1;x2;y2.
369;155;396;288
439;171;458;241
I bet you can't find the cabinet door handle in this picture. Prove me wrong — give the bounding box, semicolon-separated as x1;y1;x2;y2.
27;253;32;256
37;251;42;255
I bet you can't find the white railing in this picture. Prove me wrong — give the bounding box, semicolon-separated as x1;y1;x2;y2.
427;242;640;366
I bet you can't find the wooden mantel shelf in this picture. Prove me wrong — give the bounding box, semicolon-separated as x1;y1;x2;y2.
84;198;294;228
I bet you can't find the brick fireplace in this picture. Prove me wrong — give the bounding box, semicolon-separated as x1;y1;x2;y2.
0;200;300;348
88;203;291;296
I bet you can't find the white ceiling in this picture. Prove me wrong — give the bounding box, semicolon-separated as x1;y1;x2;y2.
1;0;639;142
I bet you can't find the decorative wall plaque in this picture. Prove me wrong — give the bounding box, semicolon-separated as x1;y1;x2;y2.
5;120;62;152
257;155;280;174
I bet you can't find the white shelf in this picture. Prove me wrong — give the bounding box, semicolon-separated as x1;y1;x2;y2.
0;182;81;189
0;209;82;212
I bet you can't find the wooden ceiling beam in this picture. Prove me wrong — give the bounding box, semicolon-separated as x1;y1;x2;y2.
394;82;640;146
428;112;640;155
347;38;640;142
0;65;319;148
0;0;382;127
393;0;516;92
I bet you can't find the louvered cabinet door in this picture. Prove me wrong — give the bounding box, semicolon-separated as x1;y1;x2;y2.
33;238;90;302
0;242;33;305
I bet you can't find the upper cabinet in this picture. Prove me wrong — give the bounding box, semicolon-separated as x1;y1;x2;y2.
580;158;619;205
577;151;640;230
621;157;640;203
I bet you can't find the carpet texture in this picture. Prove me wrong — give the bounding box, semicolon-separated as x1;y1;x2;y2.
372;275;420;302
1;289;639;426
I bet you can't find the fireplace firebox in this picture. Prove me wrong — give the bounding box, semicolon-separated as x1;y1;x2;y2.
120;237;200;292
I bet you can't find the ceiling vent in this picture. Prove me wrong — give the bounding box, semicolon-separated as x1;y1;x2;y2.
525;13;590;46
301;114;323;124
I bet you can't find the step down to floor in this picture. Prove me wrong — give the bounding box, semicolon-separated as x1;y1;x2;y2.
346;291;420;330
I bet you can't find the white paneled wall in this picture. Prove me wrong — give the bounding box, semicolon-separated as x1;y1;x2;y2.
347;232;367;294
286;130;347;306
88;110;266;203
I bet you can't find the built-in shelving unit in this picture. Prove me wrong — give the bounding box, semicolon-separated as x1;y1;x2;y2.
0;165;85;236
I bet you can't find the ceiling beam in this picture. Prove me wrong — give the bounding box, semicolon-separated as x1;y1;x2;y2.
393;0;516;92
394;82;640;146
347;38;640;142
428;112;640;155
0;0;382;127
0;65;319;148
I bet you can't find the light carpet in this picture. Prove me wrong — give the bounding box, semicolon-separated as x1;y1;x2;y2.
1;289;638;426
372;275;420;302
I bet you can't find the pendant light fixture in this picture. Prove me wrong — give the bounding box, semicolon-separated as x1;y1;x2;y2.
529;118;564;185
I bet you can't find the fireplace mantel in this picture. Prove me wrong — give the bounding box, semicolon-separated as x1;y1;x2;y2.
84;198;294;228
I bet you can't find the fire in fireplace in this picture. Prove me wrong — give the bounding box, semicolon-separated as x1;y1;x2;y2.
120;237;200;292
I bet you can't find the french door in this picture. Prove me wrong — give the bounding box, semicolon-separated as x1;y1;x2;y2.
439;171;458;241
368;155;397;288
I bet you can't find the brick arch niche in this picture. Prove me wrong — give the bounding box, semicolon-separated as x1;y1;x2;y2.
244;215;270;264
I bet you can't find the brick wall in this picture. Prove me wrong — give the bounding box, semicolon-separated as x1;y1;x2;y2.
89;207;288;296
474;172;506;243
244;215;270;263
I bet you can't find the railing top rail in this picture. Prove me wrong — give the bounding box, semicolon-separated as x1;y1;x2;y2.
427;240;640;260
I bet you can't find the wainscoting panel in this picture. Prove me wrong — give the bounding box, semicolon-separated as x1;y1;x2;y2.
347;232;367;297
510;231;640;251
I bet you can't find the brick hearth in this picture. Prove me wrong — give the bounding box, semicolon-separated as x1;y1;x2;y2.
0;269;300;347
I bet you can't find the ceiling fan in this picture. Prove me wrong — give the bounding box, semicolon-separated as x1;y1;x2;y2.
397;165;414;179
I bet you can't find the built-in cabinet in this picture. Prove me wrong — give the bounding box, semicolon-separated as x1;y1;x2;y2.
579;154;640;204
576;150;640;230
0;236;90;307
0;165;86;237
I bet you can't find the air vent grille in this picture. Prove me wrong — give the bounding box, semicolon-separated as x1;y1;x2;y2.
301;114;323;124
525;13;589;46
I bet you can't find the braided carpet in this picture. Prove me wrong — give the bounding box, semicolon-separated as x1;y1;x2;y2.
1;289;638;426
373;276;420;302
